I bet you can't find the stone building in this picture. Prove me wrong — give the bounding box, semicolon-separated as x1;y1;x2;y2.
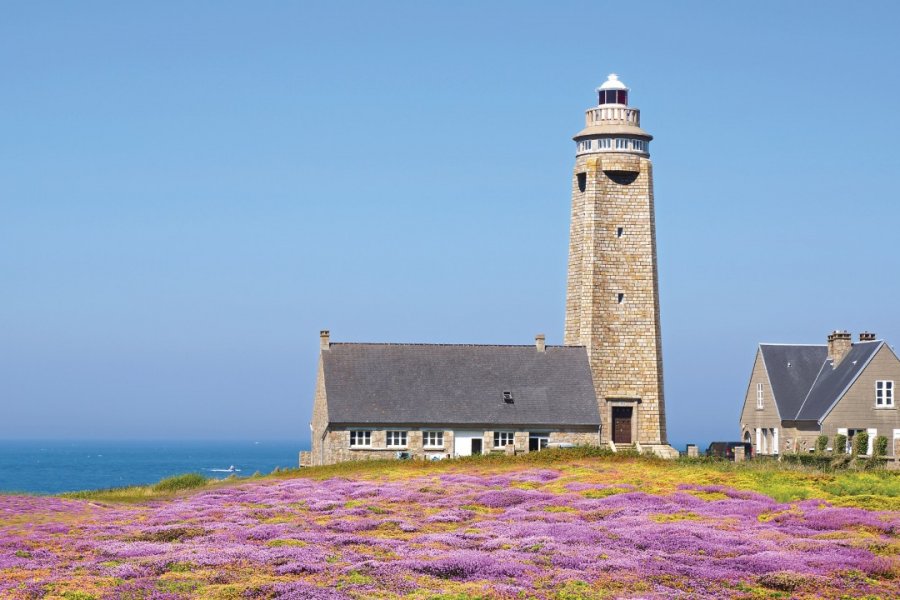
307;332;600;465
739;330;900;458
305;75;675;466
564;74;673;456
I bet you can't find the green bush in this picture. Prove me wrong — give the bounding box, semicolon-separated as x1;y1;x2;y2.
860;456;888;471
874;435;888;458
781;454;836;470
151;473;208;493
834;434;847;455
853;432;869;456
815;435;829;454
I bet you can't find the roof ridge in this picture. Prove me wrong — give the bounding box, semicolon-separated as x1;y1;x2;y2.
760;343;827;347
330;342;586;348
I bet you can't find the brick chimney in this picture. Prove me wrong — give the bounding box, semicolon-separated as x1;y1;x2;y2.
535;333;546;353
320;330;331;351
827;330;851;367
859;331;876;342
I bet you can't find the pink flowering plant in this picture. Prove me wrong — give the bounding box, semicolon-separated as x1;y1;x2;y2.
1;453;898;599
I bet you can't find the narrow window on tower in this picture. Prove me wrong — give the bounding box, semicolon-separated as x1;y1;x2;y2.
617;293;624;304
616;227;624;238
577;172;586;192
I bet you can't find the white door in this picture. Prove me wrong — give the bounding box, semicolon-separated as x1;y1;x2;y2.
453;431;483;457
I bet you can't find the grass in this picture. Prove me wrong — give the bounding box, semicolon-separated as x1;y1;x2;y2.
62;472;211;503
151;473;208;492
56;447;900;509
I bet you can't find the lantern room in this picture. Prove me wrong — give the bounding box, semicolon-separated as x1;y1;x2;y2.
597;73;628;105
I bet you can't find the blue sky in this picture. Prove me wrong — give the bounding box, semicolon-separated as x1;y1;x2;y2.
2;1;899;447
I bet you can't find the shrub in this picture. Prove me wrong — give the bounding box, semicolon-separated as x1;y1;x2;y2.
829;454;853;470
151;473;208;493
758;571;810;592
874;435;888;458
853;432;869;457
861;456;888;471
781;454;834;470
834;434;847;455
815;435;829;454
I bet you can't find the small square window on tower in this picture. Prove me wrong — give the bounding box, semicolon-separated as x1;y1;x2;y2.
617;293;624;304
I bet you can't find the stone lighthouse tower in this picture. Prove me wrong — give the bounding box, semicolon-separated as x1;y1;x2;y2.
564;74;673;456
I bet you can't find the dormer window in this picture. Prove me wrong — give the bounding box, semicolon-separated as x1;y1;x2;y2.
503;391;514;403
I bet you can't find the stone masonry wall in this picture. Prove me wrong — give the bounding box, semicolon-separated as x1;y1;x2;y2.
309;358;329;466
315;428;600;466
564;152;667;445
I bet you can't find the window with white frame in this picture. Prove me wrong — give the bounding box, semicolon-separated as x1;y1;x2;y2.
756;383;764;409
598;138;611;149
494;431;515;448
423;431;443;448
615;138;628;150
876;380;894;407
349;430;371;448
632;139;645;152
386;430;407;447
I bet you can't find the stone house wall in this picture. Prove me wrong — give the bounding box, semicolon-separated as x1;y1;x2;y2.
309;358;329;466
821;345;900;456
313;427;601;466
738;349;784;454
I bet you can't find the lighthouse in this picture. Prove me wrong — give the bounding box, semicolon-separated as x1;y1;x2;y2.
564;74;672;454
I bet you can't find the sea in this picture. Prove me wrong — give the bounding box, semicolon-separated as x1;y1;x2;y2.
0;440;308;495
0;439;706;496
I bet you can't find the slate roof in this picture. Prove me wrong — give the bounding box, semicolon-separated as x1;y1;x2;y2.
322;343;600;427
758;341;883;422
796;342;883;421
759;345;828;419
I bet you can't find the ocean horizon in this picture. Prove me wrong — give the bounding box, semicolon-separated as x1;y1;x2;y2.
0;439;308;495
0;437;706;495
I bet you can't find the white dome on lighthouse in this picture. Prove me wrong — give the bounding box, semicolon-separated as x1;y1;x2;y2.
597;73;629;91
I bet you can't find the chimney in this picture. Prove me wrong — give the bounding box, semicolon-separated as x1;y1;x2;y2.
535;333;546;353
827;330;851;367
859;331;876;342
320;330;331;351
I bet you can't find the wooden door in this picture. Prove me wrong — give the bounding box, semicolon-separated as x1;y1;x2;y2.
612;407;632;444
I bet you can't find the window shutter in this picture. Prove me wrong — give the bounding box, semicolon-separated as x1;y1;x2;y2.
756;428;762;454
867;428;877;455
773;428;779;455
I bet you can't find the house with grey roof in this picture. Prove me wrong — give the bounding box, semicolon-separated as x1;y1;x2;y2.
306;331;601;466
739;330;900;458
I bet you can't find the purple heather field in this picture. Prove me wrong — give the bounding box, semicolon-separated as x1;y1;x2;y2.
1;460;898;599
